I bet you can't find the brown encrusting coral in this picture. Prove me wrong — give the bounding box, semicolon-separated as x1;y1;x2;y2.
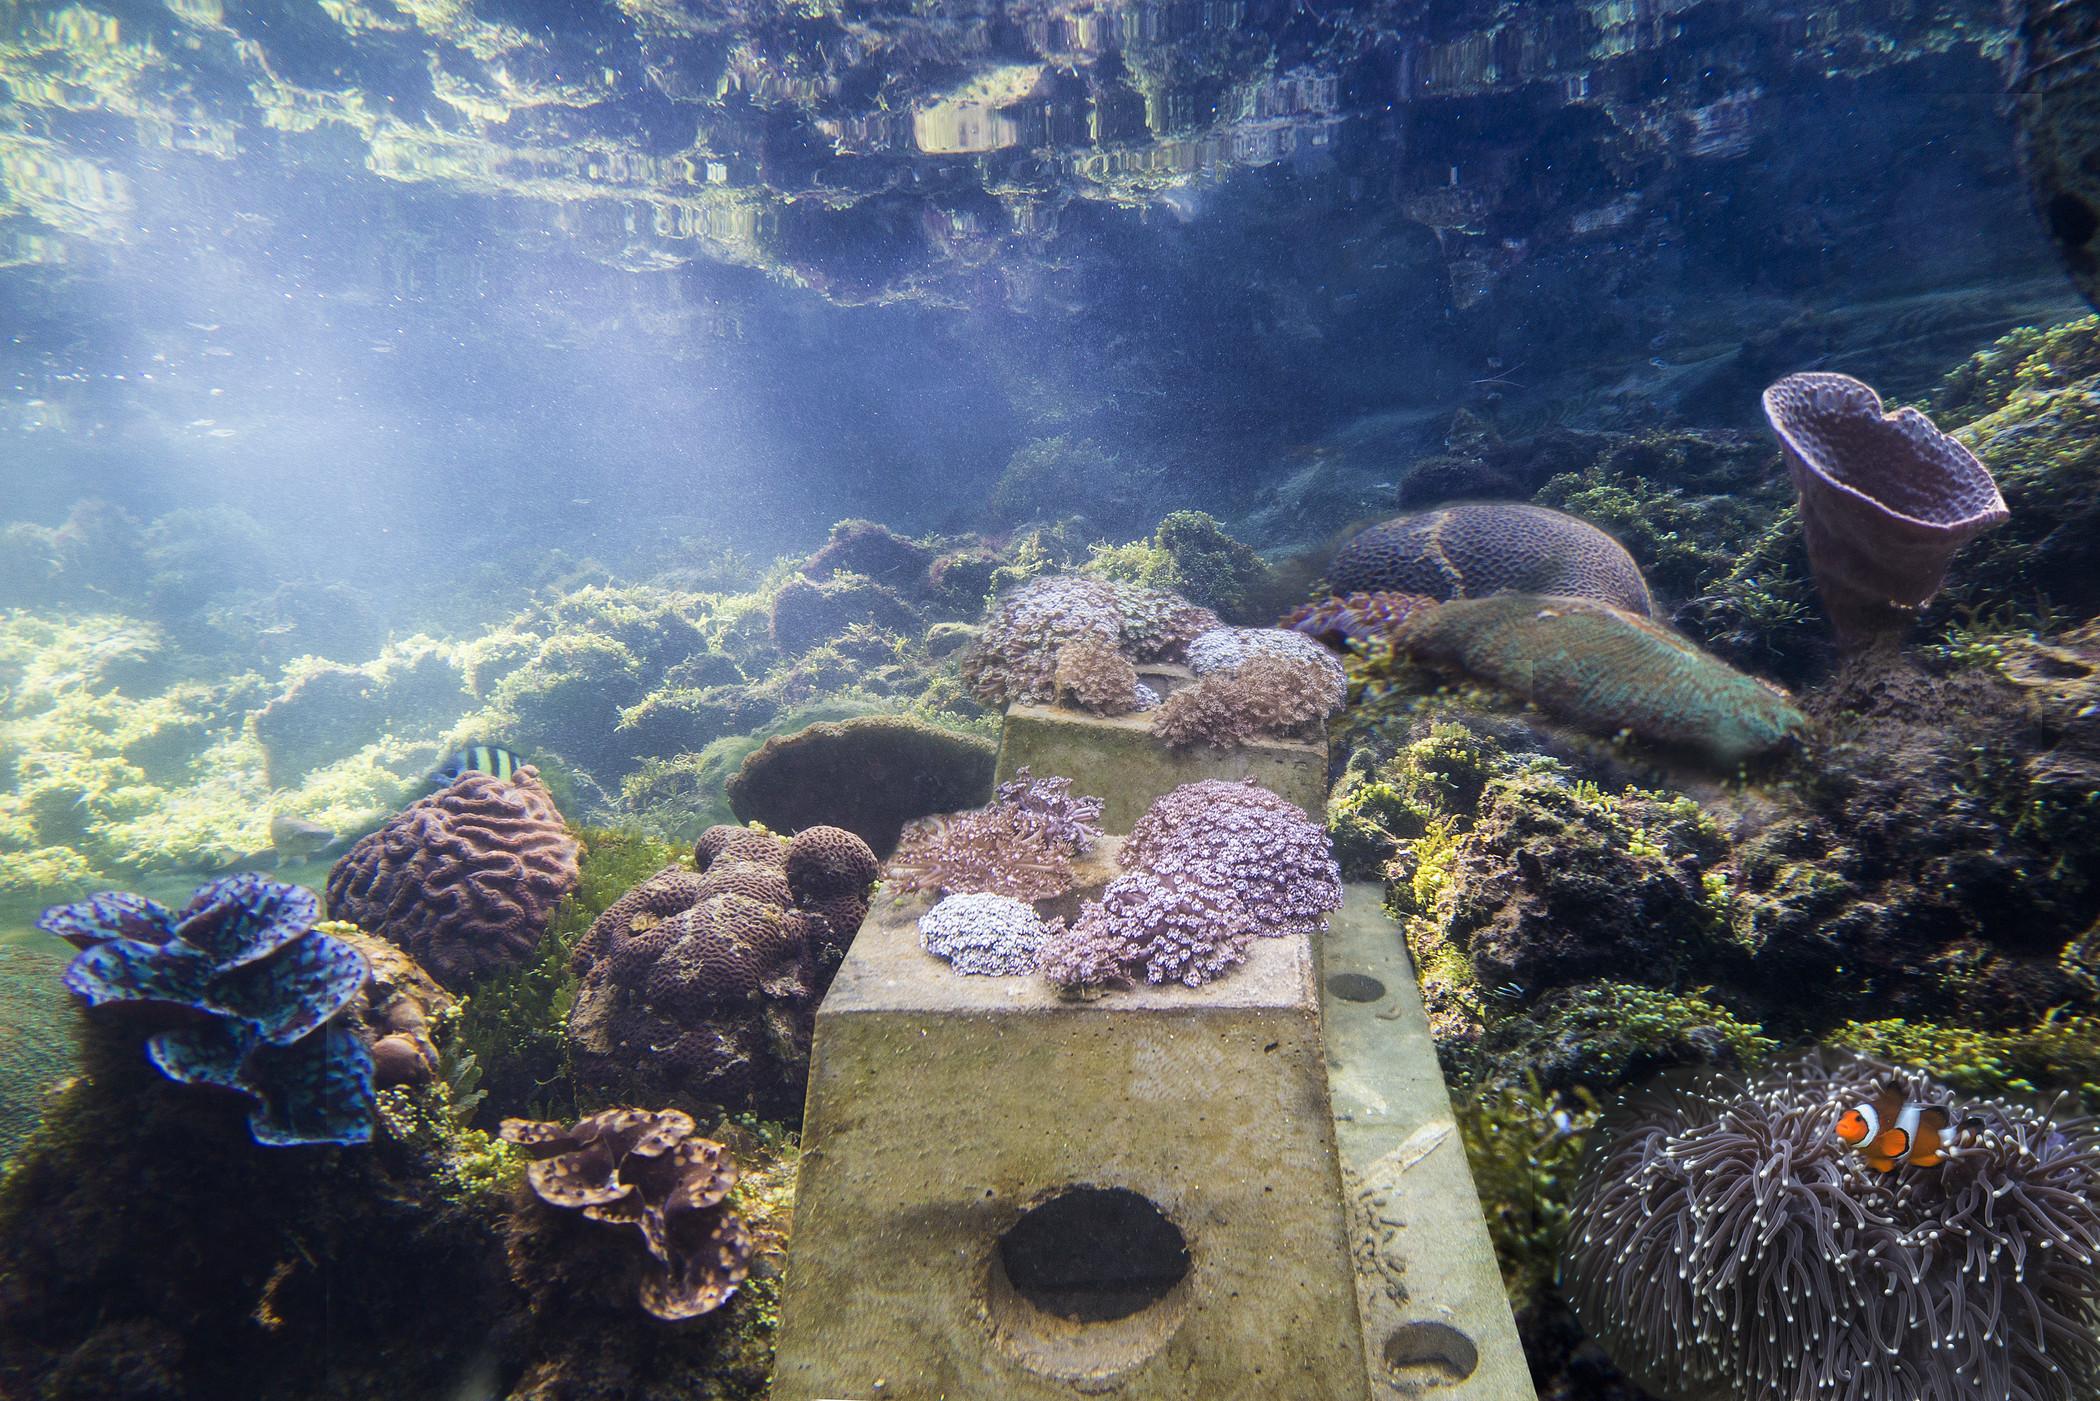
1052;635;1145;715
501;1108;753;1322
1150;652;1343;749
325;767;581;990
565;825;875;1118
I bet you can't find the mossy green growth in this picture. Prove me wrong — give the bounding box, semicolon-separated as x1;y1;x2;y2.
1492;982;1777;1088
1454;1075;1598;1308
1829;1011;2100;1101
1934;315;2100;612
1081;510;1274;620
454;826;681;1125
372;1083;528;1210
1326;721;1510;881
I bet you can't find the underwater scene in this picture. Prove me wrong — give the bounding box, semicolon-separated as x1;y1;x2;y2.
5;0;2100;1397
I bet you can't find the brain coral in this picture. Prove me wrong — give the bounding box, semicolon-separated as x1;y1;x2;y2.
962;576;1218;706
1763;371;2009;641
1397;593;1806;764
501;1107;752;1321
566;825;873;1118
326;767;580;990
1563;1053;2100;1401
44;876;374;1147
1327;503;1654;615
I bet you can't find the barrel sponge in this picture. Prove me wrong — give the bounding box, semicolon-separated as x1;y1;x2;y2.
1327;503;1654;616
1396;594;1806;764
325;766;580;990
1763;371;2008;641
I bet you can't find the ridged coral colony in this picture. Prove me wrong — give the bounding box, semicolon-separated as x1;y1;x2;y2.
565;824;876;1118
1040;779;1342;991
884;768;1104;900
42;875;375;1147
1561;1053;2100;1401
325;766;581;989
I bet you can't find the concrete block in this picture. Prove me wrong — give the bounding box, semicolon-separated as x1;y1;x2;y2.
1321;884;1539;1399
773;857;1370;1401
995;702;1328;834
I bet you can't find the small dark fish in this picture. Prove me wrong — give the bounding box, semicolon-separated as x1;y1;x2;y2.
428;743;524;788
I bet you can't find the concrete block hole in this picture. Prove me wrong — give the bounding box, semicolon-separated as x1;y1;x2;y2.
984;1186;1194;1385
1325;971;1387;1003
1383;1320;1479;1385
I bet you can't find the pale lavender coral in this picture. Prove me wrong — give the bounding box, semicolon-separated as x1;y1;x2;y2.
1040;873;1258;989
1185;627;1347;706
1040;779;1342;992
918;893;1059;976
1124;779;1343;937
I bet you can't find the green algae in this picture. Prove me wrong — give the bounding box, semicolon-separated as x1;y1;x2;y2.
1829;1011;2100;1101
1454;1075;1598;1307
454;826;681;1127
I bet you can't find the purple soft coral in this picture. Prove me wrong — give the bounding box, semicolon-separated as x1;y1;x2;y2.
885;769;1104;900
1041;779;1342;992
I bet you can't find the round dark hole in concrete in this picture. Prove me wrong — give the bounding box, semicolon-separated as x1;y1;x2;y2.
1384;1320;1479;1383
1326;971;1387;1003
997;1186;1190;1323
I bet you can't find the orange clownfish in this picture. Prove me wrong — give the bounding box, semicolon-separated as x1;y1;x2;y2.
1835;1085;1955;1171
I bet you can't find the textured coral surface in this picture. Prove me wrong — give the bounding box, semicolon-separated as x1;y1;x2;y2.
1327;503;1655;616
327;768;581;990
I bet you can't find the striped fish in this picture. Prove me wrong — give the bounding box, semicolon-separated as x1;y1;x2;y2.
428;743;524;788
1835;1084;1962;1171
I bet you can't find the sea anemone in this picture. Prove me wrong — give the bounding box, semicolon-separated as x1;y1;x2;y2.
1560;1051;2100;1401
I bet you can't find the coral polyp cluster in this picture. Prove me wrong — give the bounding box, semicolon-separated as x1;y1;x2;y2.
1041;779;1341;991
884;769;1104;900
961;576;1217;706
